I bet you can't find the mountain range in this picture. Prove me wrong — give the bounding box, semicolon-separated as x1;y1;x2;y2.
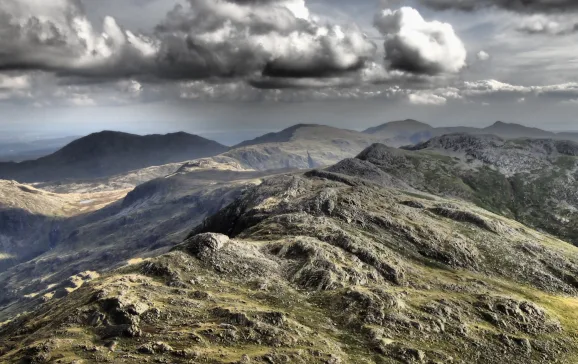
2;144;578;363
0;120;575;187
2;120;578;363
365;119;578;147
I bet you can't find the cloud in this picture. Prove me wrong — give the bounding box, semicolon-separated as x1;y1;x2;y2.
0;0;377;87
477;50;490;61
154;0;377;82
462;79;578;97
0;74;30;90
408;91;447;105
419;0;578;13
374;7;466;75
516;15;578;35
561;99;578;105
0;0;158;77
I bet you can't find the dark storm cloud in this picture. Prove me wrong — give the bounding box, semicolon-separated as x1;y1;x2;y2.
420;0;578;13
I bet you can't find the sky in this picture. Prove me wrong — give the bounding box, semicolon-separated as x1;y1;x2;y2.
0;0;577;144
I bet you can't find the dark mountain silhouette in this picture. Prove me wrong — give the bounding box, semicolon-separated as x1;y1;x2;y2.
0;131;228;183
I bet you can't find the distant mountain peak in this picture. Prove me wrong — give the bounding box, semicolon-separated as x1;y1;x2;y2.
233;123;356;148
488;121;522;128
363;119;433;135
483;121;555;137
0;131;228;183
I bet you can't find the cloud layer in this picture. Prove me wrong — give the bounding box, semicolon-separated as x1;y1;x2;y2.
516;15;578;35
0;0;576;112
0;0;379;86
420;0;578;13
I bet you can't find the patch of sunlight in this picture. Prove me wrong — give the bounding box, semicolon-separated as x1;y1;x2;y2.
126;257;150;266
0;252;15;261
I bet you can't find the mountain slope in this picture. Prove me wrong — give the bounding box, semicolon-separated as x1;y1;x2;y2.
0;180;129;271
363;119;433;136
0;131;229;183
2;168;578;363
198;124;383;171
328;135;578;245
482;121;556;139
0;166;298;323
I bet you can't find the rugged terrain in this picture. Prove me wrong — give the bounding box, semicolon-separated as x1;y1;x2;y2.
365;120;578;147
328;135;578;245
2;124;578;363
0;131;228;183
2;164;578;363
0;166;298;323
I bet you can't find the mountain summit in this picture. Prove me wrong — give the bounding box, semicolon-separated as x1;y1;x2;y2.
0;131;228;183
363;119;433;136
482;121;555;138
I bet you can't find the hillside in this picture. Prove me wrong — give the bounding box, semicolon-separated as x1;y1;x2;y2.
363;119;434;138
0;180;130;270
198;124;383;171
0;131;228;183
328;135;578;244
482;121;556;139
0;166;298;323
2;164;578;363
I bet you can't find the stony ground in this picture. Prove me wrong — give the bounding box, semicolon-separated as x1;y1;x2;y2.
2;170;578;363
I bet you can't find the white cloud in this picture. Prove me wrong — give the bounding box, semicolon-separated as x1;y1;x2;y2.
374;6;467;75
408;91;447;105
67;95;97;107
477;50;490;61
462;79;578;97
517;15;577;35
0;74;31;90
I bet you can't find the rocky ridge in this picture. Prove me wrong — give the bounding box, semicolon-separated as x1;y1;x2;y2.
328;135;578;245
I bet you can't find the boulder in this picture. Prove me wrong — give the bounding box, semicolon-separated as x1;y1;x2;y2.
181;233;229;257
